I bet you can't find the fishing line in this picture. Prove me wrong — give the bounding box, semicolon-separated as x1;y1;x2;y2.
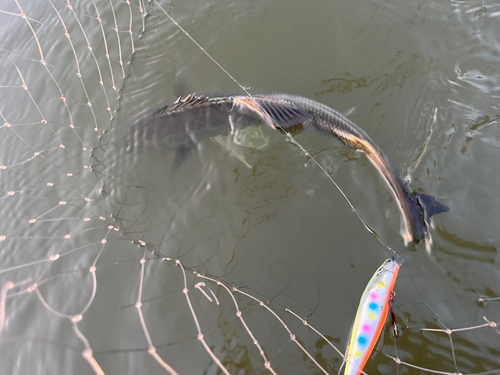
156;1;395;255
1;2;498;374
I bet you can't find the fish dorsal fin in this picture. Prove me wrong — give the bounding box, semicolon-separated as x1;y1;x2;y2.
152;93;211;117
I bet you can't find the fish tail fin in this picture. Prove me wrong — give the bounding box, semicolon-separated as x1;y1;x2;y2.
416;193;450;224
403;190;449;243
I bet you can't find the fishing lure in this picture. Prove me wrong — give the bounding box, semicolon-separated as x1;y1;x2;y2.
344;255;403;375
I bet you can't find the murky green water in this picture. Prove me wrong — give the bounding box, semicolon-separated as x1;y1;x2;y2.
1;0;499;374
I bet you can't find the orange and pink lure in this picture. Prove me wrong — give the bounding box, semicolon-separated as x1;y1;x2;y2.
344;255;403;375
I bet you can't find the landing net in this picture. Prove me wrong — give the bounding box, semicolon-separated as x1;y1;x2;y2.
0;1;499;374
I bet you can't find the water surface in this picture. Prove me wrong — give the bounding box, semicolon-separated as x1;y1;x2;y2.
0;0;499;374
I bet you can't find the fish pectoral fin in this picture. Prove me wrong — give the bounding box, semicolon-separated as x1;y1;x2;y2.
233;96;313;132
258;100;313;132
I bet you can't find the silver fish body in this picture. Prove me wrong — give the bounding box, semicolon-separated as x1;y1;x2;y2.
127;89;448;242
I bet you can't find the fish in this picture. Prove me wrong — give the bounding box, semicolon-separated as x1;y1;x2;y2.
126;89;449;242
344;255;402;375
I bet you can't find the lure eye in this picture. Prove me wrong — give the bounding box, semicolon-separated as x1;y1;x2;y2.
387;259;392;263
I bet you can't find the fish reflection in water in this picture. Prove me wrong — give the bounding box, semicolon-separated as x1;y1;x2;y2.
127;89;448;243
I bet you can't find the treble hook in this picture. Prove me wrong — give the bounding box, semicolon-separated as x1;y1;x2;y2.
388;291;409;339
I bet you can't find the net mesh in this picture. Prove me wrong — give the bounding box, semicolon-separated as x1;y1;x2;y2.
1;0;499;374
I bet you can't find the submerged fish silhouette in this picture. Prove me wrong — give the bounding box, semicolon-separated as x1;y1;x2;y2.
127;89;449;243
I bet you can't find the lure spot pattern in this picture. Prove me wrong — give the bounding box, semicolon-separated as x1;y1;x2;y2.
344;257;401;375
